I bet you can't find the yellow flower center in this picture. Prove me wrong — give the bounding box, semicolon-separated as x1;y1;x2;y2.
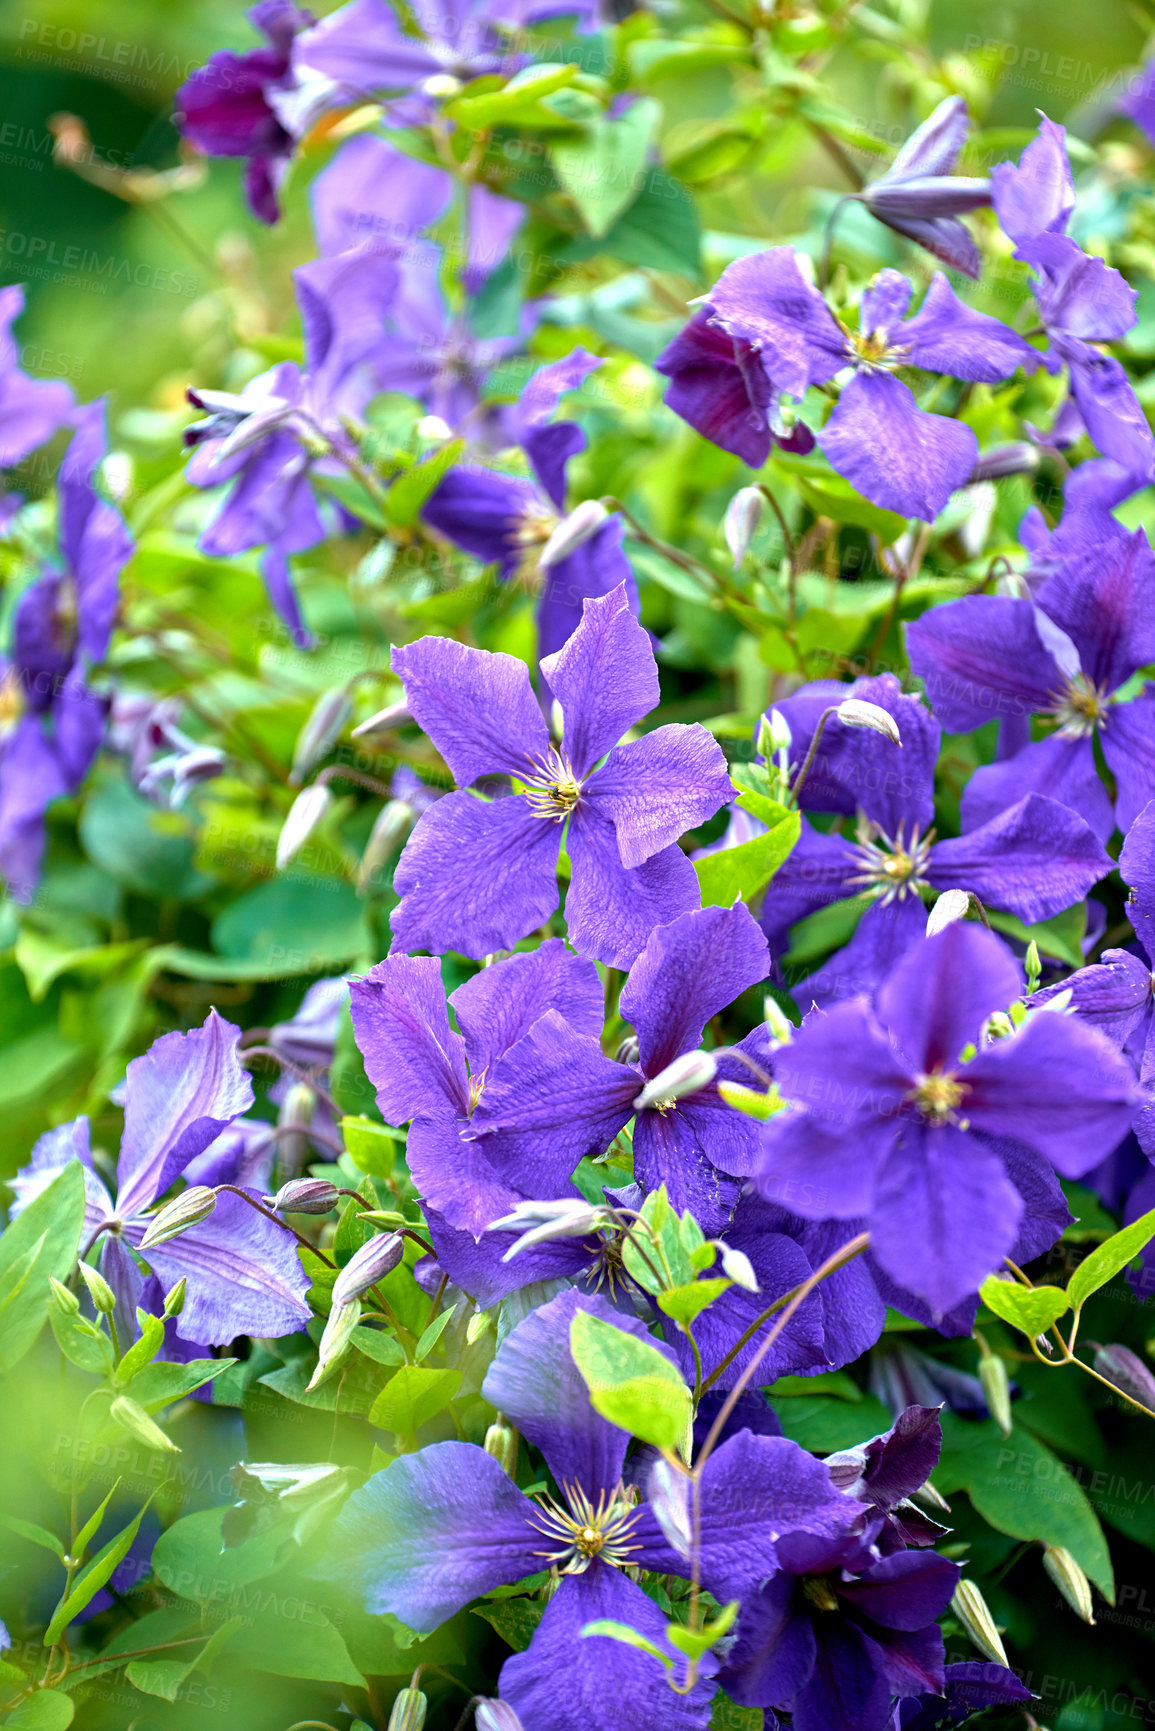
910;1070;968;1124
530;1482;641;1575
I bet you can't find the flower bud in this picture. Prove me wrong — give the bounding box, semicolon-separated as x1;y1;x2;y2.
416;414;452;441
614;1033;640;1065
1043;1544;1095;1624
1024;939;1042;993
759;707;792;758
466;1308;493;1345
723;486;764;568
352;698;412;740
484;1417;518;1475
763;994;795;1047
538;499;609;569
1092;1342;1155;1414
163;1277;187;1318
77;1261;117;1315
951;1578;1008;1665
331;1232;405;1308
50;1276;80;1315
978;1350;1013;1437
647;1457;692;1558
421;71;464;98
138;1185;217;1251
275;1080;317;1177
835;699;902;745
488;1198;609;1260
475;1703;525;1731
290;687;353;785
110;1396;180;1454
387;1686;428;1730
926;888;971;936
271;1177;340;1215
277;783;333;870
357;798;416;893
911;1479;951;1513
634;1049;717;1111
307;1298;362;1391
718;1243;759;1291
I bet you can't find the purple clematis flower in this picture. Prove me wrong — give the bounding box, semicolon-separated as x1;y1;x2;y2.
755;922;1138;1313
312;131;524;294
109;694;224;808
718;1510;960;1730
855;96;991;278
753;673;1111;1007
0;402;132;899
422;348;637;657
906;524;1155;842
185;238;401;644
10;1010;311;1345
0;286;75;468
175;2;314;224
388;584;733;964
1035;797;1155;1156
654;307;817;469
991;115;1154;475
668;249;1031;519
823;1405;948;1555
467;902;773;1233
326;1286;854;1731
898;1661;1034;1731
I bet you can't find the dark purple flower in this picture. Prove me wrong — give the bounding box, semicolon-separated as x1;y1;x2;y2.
654;307;816;468
675;250;1031;519
755;922;1138;1314
897;1661;1034;1730
0;403;132;899
388;584;732;963
0;285;75;467
185;238;402;643
751;673;1110;1006
422;348;636;657
991;116;1154;475
11;1011;310;1345
906;525;1155;841
824;1405;948;1554
718;1516;960;1730
467;902;772;1233
857;96;991;277
175;2;313;223
326;1286;853;1731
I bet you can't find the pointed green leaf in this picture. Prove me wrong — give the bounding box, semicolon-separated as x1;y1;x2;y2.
550;99;662;237
579;1619;672;1668
368;1366;462;1436
44;1499;152;1645
667;1599;740;1660
0;1514;64;1557
695;796;800;909
1067;1207;1155;1312
0;1160;85;1371
657;1278;731;1326
414;1306;455;1363
979;1276;1069;1338
570;1309;692;1455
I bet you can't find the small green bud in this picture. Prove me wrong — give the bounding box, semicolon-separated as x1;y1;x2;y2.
763;995;795;1047
307;1299;362;1392
978;1350;1013;1438
138;1185;217;1251
387;1688;427;1731
49;1277;80;1315
77;1261;117;1315
290;686;353;784
466;1309;493;1345
484;1417;518;1476
1024;939;1042;993
951;1578;1008;1665
110;1395;180;1454
1042;1544;1095;1624
163;1277;187;1318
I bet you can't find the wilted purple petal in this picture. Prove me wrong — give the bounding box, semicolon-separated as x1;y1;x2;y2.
990;114;1074;249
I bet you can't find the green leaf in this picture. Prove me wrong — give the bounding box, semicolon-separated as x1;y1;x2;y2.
695;794;800;908
151;1508;284;1603
570;1308;692;1455
710;1696;765;1729
386;441;465;527
657;1278;731;1326
312;470;390;532
627;38;753;80
571;166;701;277
0;1161;85;1372
125;1660;196;1702
579;1619;672;1668
667;1599;739;1661
79;774;214;900
48;1305;111;1374
986;903;1087;969
979;1275;1069;1337
72;1481;120;1559
350;1325;406;1366
796;476;906;545
43;1499;153;1644
123;1358;234;1409
620;1186;707;1294
935;1412;1114;1598
211;872;368;968
448;63;581;129
415;1306;455;1362
0;1514;64;1557
115;1313;166;1382
368;1366;462;1436
240;1613;364;1687
550;98;662;237
2;1692;75;1729
340;1116;401;1176
472;1598;545;1652
772;1393;894;1453
1067;1206;1155;1312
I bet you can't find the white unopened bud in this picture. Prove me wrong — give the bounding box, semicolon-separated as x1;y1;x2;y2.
634;1049;717;1111
488;1198;609;1260
723;486;765;568
307;1298;362;1391
764;995;795;1047
290;687;354;784
647;1457;692;1558
538;499;609;568
110;1395;180;1454
484;1418;518;1475
271;1178;340;1215
1043;1544;1095;1625
475;1704;525;1731
77;1262;117;1315
926;889;971;936
416;414;453;441
717;1243;760;1292
388;1686;428;1730
835;699;902;745
421;72;464;98
352;698;412;740
277;783;333;870
760;707;792;757
138;1185;217;1251
331;1232;405;1308
951;1578;1008;1665
466;1308;493;1344
978;1350;1013;1437
357;798;416;894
